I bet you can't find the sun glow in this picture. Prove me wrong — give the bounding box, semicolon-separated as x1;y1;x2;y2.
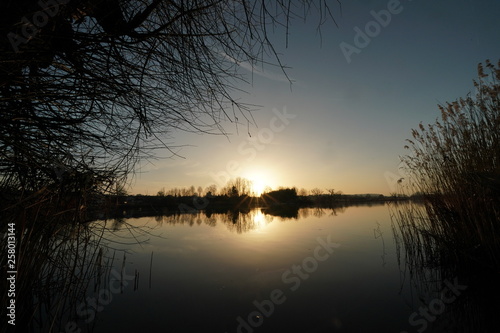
243;169;273;196
252;179;266;196
252;210;267;227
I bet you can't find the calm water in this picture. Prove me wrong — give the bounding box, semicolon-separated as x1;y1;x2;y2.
28;203;488;333
64;204;424;333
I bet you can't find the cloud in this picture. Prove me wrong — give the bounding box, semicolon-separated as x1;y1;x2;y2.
140;159;200;172
222;53;293;83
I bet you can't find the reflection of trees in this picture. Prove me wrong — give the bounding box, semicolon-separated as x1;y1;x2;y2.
204;214;217;228
298;208;310;219
152;212;207;228
261;204;299;219
222;211;256;234
295;206;347;219
312;207;326;218
261;213;274;225
151;209;276;234
154;214;164;224
196;214;203;226
331;205;346;216
391;202;500;332
150;206;353;234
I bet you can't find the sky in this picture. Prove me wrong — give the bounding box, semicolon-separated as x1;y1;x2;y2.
130;0;500;196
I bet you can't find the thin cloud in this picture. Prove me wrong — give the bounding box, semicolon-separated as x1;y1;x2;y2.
222;53;293;83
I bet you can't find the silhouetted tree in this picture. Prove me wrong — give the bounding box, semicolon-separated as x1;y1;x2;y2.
113;183;128;196
1;1;337;202
188;185;196;196
263;187;297;203
222;177;252;197
229;186;239;198
311;188;323;196
205;184;217;197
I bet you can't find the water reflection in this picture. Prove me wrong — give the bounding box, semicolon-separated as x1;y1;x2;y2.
5;202;418;333
10;202;498;332
390;201;500;333
148;205;351;234
373;221;387;268
0;214;166;333
152;209;276;234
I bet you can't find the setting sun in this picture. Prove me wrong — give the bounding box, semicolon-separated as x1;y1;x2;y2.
251;179;266;196
243;169;273;196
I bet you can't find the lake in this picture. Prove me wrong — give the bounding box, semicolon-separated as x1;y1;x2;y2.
22;203;480;333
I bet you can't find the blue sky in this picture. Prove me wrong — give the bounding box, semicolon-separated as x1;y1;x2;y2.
130;0;500;196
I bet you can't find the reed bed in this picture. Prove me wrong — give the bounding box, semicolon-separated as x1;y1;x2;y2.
390;60;500;332
398;59;500;270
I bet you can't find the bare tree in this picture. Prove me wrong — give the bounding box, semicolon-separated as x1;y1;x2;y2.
188;185;196;196
326;188;336;196
0;1;338;215
205;184;217;196
311;188;323;196
157;187;166;196
233;177;252;196
222;177;252;196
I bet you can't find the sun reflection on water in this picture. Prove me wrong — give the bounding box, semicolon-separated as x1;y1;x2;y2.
251;210;270;230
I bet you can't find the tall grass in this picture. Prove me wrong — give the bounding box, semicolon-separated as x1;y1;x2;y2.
390;62;500;331
398;59;500;269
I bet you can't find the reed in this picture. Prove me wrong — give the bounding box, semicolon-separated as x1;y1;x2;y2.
389;61;500;332
398;60;500;270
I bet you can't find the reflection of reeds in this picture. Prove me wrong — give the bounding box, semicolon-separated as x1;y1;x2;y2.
0;214;144;332
2;221;96;331
373;222;387;267
391;201;500;332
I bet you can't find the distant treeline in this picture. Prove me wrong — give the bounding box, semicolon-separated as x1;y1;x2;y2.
89;187;410;219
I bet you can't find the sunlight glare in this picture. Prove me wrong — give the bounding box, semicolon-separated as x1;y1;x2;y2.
252;179;266;196
244;170;271;196
252;210;268;229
